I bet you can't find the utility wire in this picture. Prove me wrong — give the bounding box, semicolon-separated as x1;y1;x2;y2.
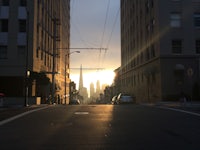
106;7;120;50
100;0;110;52
71;0;98;48
71;0;119;73
98;0;110;68
71;21;94;48
70;0;76;17
101;5;120;68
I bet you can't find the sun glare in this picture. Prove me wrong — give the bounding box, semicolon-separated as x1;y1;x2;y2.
85;70;115;86
71;70;115;91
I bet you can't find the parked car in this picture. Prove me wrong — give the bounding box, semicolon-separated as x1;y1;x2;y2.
69;99;80;105
0;93;5;107
116;93;135;104
111;95;118;104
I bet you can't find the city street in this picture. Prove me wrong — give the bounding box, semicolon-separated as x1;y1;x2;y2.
0;104;200;150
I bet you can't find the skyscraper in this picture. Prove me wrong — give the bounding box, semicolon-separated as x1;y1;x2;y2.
90;82;95;98
120;0;200;103
0;0;70;104
96;80;101;96
79;65;83;90
78;65;88;103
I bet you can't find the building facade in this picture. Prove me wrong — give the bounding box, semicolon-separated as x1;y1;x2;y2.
120;0;200;103
0;0;70;104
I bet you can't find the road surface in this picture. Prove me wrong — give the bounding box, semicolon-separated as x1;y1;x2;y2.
0;104;200;149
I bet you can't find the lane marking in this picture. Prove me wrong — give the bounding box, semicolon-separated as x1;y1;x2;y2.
74;112;89;115
158;106;200;117
0;106;49;126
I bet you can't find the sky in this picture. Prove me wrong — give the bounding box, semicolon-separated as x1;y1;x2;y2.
70;0;121;92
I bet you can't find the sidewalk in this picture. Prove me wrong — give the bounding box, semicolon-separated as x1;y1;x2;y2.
156;101;200;107
0;104;48;122
142;101;200;114
159;101;200;114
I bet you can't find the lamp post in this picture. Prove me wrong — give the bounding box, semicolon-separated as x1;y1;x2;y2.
64;51;80;104
25;8;29;107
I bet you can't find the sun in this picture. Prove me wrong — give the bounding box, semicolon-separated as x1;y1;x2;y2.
85;70;115;87
101;70;116;85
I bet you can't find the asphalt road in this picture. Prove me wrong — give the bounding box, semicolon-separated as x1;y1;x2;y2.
0;104;200;150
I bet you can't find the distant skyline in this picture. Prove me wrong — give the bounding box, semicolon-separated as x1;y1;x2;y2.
70;0;121;90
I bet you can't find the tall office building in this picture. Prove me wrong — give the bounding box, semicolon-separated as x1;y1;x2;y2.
96;80;101;96
78;65;88;103
90;82;95;98
120;0;200;103
0;0;70;103
79;65;83;91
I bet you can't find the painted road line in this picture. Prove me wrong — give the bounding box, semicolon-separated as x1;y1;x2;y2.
74;112;89;115
0;106;49;126
158;106;200;117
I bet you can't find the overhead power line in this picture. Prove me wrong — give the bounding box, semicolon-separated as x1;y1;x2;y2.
69;48;107;50
101;4;120;68
70;68;105;70
100;0;110;52
101;7;120;66
106;7;120;49
98;0;110;69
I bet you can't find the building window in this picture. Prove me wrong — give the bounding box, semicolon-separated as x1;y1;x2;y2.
0;45;7;59
2;0;9;6
172;40;182;54
44;53;47;66
134;75;136;86
140;52;144;63
18;46;25;55
194;13;200;28
196;40;200;54
151;44;155;58
170;13;181;27
41;50;43;60
36;47;39;58
19;20;26;32
151;18;155;32
146;48;150;61
145;0;154;13
152;72;156;83
138;73;140;84
1;19;8;32
141;73;144;83
20;0;27;6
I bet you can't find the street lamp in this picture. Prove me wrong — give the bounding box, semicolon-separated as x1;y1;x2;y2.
64;51;80;104
25;8;29;107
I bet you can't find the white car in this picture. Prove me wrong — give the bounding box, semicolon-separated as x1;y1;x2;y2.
116;93;135;104
111;95;118;104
